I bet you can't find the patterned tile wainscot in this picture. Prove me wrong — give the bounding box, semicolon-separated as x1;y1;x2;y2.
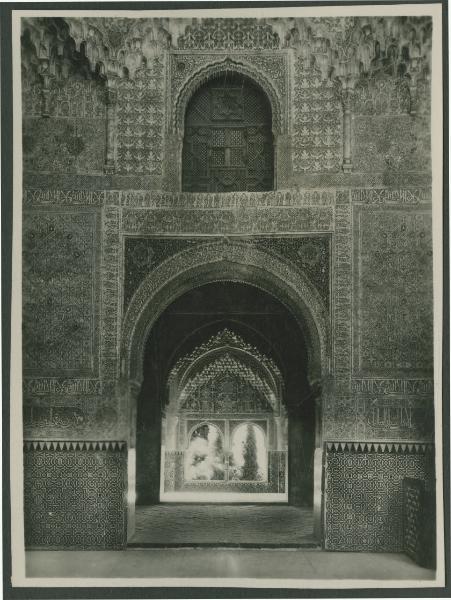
24;441;127;549
323;442;435;552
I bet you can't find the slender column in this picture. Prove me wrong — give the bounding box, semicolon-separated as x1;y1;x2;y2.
166;414;179;451
274;416;283;451
127;381;141;448
40;72;52;117
407;73;420;116
104;77;118;174
407;55;424;116
224;420;230;480
341;86;354;174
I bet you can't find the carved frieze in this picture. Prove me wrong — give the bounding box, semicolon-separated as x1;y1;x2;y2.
177;19;280;51
100;205;121;382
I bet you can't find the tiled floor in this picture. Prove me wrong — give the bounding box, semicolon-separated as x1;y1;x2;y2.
25;549;437;581
129;504;315;546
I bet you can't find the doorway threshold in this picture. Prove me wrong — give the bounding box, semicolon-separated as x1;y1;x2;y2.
127;540;321;549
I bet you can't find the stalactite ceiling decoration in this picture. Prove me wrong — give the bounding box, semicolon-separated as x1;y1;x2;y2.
168;329;283;414
21;16;432;83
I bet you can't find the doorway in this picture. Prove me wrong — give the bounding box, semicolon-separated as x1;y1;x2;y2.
131;281;319;545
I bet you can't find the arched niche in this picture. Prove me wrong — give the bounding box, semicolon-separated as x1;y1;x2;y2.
168;328;284;413
164;58;291;191
159;325;287;500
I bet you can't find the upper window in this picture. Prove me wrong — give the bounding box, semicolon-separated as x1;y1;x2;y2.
182;73;274;193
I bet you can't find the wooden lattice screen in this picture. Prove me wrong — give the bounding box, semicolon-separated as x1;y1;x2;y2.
182;73;274;192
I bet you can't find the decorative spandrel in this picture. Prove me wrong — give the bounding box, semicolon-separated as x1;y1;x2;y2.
182;73;274;193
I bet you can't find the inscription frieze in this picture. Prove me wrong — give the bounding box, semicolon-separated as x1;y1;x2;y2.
23;398;120;438
122;207;333;235
351;188;431;205
352;379;434;395
24;378;102;396
354;396;434;441
23;188;337;209
121;189;335;208
24;189;105;207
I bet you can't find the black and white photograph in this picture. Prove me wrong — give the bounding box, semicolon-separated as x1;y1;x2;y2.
3;0;448;594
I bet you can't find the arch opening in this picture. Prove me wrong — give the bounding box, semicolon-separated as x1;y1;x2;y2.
181;72;275;192
134;281;317;508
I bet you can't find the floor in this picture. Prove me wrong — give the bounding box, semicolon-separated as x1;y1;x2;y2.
129;504;315;546
25;549;436;581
